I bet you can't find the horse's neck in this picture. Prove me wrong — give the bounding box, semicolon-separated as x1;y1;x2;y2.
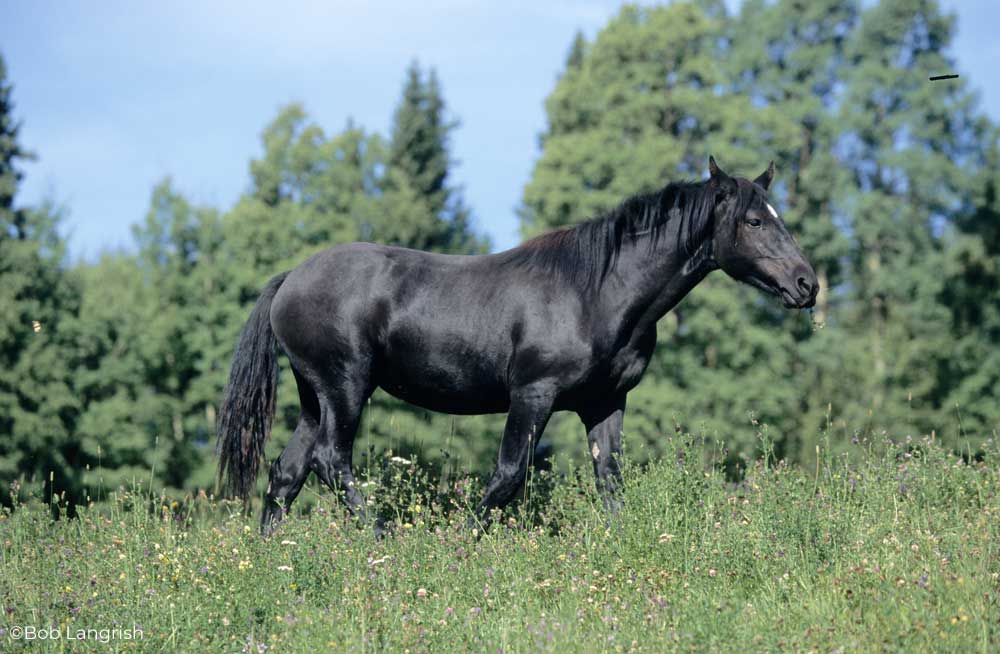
603;231;716;334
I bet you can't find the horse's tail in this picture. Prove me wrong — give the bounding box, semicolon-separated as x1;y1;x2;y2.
216;271;289;500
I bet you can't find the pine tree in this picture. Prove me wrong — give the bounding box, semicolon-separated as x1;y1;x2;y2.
380;62;485;254
837;0;986;439
718;0;864;461
565;31;586;72
520;3;812;460
0;54;81;506
938;137;1000;438
70;254;161;494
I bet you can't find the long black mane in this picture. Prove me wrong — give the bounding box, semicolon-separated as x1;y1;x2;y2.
503;179;730;289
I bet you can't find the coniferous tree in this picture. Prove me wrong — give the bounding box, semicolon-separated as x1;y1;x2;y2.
722;0;863;461
74;182;233;494
0;55;81;505
837;0;986;438
5;3;999;501
380;62;485;254
938;137;1000;438
520;0;998;463
521;3;812;459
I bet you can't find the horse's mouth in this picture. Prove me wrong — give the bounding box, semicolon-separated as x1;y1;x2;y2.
744;275;810;309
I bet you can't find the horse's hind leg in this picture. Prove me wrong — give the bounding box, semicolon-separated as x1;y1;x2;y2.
261;367;320;536
309;368;374;527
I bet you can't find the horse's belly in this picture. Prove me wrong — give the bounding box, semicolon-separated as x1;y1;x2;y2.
379;382;510;415
375;350;510;415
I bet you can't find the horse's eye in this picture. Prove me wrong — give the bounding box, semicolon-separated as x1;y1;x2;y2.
747;217;762;228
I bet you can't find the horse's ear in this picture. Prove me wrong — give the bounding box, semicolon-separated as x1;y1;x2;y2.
754;161;775;190
708;155;729;182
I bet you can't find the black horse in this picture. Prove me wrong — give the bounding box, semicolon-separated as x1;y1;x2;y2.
217;157;818;535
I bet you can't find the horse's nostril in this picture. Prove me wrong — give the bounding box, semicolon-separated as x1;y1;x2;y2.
796;276;813;295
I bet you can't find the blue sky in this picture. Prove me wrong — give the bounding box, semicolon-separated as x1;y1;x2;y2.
1;0;997;259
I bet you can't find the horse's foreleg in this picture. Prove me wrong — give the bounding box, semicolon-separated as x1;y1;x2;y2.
261;414;317;536
579;397;626;514
475;386;555;531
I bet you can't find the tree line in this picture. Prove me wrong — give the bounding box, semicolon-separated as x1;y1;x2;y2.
1;0;997;506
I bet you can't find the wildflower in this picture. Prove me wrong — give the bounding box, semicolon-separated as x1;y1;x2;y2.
277;566;292;572
416;588;428;598
390;456;412;465
280;540;297;546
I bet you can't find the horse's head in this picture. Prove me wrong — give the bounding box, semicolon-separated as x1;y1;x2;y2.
707;156;818;309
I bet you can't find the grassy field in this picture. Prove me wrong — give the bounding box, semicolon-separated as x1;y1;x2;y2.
1;432;997;653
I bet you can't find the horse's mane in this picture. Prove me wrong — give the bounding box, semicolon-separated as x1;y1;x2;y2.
503;179;742;290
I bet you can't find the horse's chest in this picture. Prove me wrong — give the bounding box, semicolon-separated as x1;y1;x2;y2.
602;329;656;394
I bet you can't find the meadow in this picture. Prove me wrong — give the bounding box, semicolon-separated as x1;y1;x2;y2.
1;430;997;653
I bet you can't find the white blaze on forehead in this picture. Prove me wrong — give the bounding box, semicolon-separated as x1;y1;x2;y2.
765;203;779;218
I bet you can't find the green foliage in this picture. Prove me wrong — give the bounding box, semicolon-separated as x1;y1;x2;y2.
834;0;984;437
1;434;996;652
521;0;1000;465
938;138;1000;439
381;61;485;254
1;0;999;505
19;64;493;504
0;55;82;505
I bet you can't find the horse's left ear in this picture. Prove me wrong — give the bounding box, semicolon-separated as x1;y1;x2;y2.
754;161;775;190
708;155;729;181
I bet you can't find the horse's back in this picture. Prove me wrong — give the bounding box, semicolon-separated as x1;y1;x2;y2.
270;241;601;412
269;243;509;404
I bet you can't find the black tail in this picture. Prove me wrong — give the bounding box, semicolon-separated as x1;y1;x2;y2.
216;272;289;500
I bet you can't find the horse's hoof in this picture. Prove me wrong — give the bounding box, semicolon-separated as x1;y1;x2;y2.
373;517;391;540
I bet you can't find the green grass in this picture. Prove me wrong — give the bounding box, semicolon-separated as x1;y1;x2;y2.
1;433;997;653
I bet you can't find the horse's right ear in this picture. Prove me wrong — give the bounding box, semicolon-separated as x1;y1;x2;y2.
708;155;729;182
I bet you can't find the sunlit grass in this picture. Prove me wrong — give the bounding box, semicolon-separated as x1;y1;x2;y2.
1;432;997;653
